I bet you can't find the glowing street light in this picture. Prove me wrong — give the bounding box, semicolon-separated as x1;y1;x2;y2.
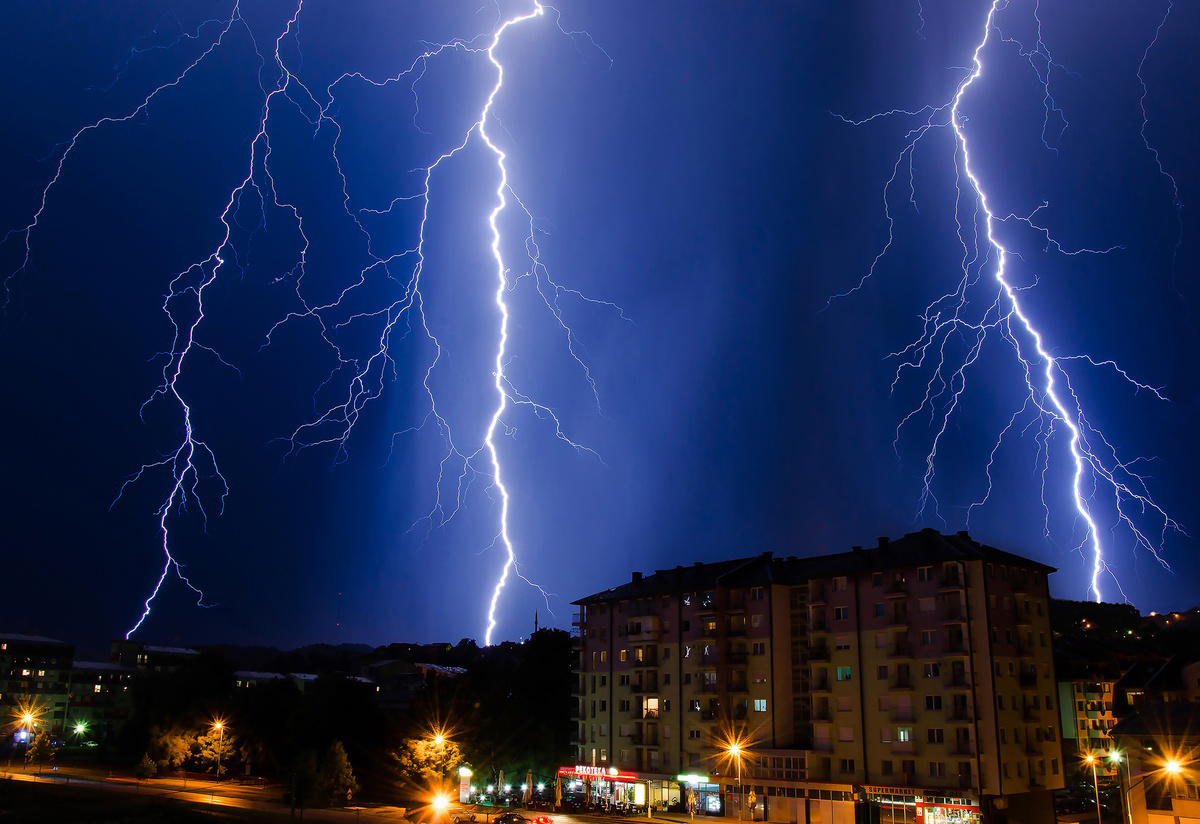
1084;753;1102;824
211;719;227;777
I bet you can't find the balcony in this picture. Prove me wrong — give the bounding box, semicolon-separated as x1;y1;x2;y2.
892;677;914;690
889;644;914;659
726;652;749;666
728;679;750;694
887;580;908;596
700;710;716;721
633;650;659;668
642;708;660;719
948;707;973;722
812;679;831;693
572;612;583;626
940;574;966;590
1019;673;1037;688
892;710;915;724
812;707;831;722
808;646;831;662
946;674;970;688
808;586;827;604
628;627;660;643
1022;706;1040;722
944;640;968;655
631;680;659;694
698;682;719;694
953;743;976;756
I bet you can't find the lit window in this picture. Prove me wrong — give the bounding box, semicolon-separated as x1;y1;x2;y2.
898;728;912;743
620;649;627;662
754;698;767;712
93;684;101;693
836;666;852;681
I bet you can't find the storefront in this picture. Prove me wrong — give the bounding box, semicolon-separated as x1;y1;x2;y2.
915;796;981;824
557;765;645;807
862;789;981;824
678;773;723;815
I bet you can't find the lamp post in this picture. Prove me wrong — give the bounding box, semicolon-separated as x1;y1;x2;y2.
212;720;225;778
728;742;743;821
1084;754;1102;824
20;712;35;767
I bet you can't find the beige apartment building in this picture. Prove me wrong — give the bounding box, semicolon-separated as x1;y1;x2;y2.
572;529;1064;824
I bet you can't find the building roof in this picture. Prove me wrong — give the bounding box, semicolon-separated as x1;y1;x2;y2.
234;670;289;681
143;645;201;656
72;660;137;673
574;529;1056;605
0;633;70;646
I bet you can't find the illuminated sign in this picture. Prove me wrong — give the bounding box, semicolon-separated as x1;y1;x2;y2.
676;774;710;784
558;765;639;781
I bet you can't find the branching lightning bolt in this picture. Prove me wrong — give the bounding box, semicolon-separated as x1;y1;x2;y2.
832;0;1185;600
3;1;618;643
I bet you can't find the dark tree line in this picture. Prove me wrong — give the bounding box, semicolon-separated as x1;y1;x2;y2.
114;628;575;805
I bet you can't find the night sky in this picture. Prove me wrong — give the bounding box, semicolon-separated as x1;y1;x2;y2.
2;1;1197;654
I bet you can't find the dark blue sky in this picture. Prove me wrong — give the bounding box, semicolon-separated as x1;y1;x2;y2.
2;0;1196;654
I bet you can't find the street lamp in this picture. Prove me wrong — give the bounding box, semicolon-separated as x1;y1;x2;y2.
728;742;744;821
1084;754;1102;824
212;719;226;777
20;711;36;766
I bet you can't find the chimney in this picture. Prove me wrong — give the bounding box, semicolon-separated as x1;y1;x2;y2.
878;536;890;548
633;571;642;584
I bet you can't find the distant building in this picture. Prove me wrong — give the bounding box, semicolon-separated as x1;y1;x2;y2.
573;529;1064;824
66;660;137;741
0;633;73;734
109;640;202;671
1109;702;1200;824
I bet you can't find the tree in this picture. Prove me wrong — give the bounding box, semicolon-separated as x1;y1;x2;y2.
395;736;463;785
26;730;54;773
149;725;195;771
318;740;359;807
134;752;158;779
197;728;236;776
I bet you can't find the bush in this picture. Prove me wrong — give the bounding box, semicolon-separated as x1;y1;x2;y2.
134;753;158;779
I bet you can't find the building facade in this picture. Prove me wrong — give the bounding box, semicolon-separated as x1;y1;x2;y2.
572;529;1064;824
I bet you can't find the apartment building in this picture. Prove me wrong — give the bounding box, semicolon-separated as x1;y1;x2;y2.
572;529;1064;824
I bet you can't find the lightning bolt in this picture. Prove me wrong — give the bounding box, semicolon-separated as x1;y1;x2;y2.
3;1;617;643
832;0;1185;600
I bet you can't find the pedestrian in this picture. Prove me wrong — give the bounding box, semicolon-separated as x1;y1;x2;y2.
748;790;757;821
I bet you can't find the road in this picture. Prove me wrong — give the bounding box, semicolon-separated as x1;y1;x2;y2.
0;763;738;824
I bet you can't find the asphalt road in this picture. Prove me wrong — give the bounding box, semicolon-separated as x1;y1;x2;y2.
0;763;738;824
